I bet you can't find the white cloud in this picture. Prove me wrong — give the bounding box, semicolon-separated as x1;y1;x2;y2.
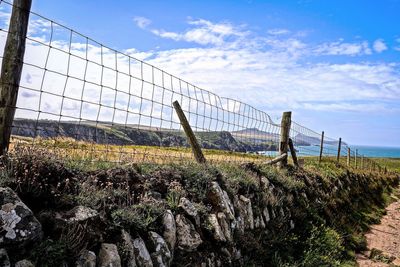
373;39;388;53
1;12;399;132
135;18;247;47
267;28;290;35
133;16;152;29
314;40;372;56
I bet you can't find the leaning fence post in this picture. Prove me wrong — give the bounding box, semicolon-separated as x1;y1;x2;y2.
288;138;298;167
336;137;342;164
278;111;291;168
347;147;350;166
0;0;32;155
173;100;206;164
319;131;324;163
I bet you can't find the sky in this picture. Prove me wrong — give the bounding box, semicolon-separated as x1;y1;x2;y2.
1;0;400;147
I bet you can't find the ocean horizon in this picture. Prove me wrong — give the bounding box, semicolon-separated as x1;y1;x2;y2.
262;145;400;158
350;145;400;158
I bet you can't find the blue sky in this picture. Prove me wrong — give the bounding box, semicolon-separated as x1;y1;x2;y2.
4;0;400;146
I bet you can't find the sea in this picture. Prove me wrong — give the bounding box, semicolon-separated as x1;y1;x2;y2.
261;145;400;158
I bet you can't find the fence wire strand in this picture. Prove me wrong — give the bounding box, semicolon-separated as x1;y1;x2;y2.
0;0;386;170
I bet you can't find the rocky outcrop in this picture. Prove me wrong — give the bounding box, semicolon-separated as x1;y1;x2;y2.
208;182;235;220
14;259;34;267
0;187;42;254
76;250;96;267
118;230;137;267
207;214;226;242
234;195;254;231
133;237;153;267
178;197;200;226
162;210;176;252
175;215;202;252
56;206;99;223
98;243;121;267
148;231;172;267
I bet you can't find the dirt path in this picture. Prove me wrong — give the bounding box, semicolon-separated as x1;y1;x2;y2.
357;194;400;267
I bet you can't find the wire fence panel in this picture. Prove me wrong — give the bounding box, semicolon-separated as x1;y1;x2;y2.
0;0;386;170
0;0;282;165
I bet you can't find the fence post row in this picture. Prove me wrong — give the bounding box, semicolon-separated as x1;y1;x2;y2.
172;100;206;164
355;149;358;169
347;147;350;166
0;0;32;155
278;111;291;168
336;137;342;163
319;131;324;163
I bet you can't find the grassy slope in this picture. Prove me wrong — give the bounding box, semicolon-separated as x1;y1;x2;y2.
0;147;399;266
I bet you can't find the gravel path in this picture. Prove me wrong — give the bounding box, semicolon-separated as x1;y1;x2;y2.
356;195;400;267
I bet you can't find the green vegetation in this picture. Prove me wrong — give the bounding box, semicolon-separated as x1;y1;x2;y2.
0;146;398;266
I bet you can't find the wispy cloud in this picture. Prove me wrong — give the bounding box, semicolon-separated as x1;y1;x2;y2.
137;18;247;47
373;39;388;53
133;16;152;29
314;40;372;56
267;28;291;35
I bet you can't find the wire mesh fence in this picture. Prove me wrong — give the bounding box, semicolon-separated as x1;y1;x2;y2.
0;0;388;171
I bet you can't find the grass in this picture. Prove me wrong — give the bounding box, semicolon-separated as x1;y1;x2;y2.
10;136;399;173
1;144;399;267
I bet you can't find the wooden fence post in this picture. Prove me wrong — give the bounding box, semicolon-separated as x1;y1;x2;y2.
355;149;358;169
173;100;206;164
0;0;32;155
288;138;298;167
336;137;342;164
278;111;291;168
361;155;364;169
347;147;350;166
319;131;324;163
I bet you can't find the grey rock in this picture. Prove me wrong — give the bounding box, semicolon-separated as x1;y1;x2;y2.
254;215;265;229
207;214;226;242
119;230;137;267
0;249;10;267
133;237;153;267
208;182;235;220
15;259;34;267
217;212;232;242
98;243;121;267
175;214;202;252
56;206;99;223
290;220;295;230
76;250;96;267
178;197;200;226
0;187;42;252
234;195;254;230
162;210;176;252
263;207;270;223
148;232;171;267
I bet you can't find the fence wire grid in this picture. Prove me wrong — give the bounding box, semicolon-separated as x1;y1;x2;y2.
0;0;386;170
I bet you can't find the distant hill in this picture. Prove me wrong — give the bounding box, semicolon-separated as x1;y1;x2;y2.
294;133;346;147
11;119;279;152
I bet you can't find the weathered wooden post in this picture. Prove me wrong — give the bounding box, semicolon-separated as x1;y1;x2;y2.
336;137;342;164
347;147;350;166
173;100;206;164
361;155;364;169
0;0;32;155
355;149;358;169
288;138;299;167
318;131;324;163
278;111;291;168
